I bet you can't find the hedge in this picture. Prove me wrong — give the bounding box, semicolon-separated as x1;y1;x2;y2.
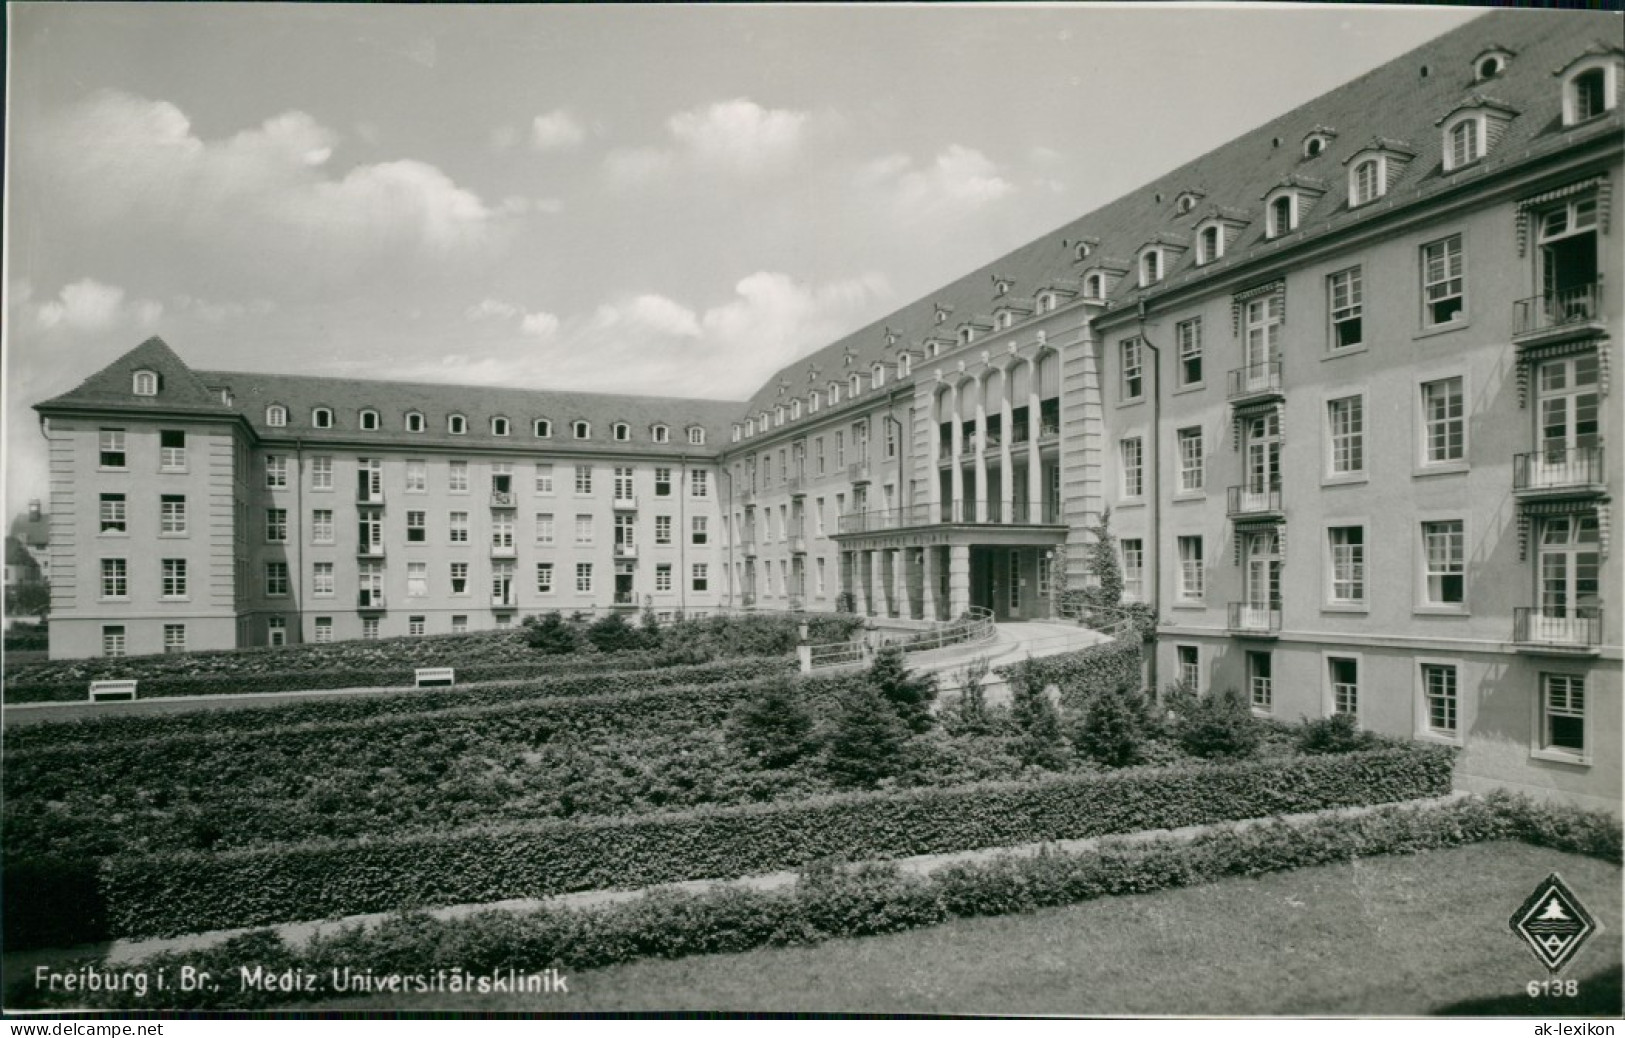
95;744;1453;940
6;657;795;753
14;791;1614;1011
997;639;1142;709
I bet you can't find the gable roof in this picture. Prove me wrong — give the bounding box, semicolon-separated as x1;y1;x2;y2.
35;336;235;416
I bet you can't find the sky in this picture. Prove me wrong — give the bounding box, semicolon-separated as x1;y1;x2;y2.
3;2;1486;515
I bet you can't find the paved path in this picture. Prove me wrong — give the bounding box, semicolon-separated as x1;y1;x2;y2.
5;792;1468;973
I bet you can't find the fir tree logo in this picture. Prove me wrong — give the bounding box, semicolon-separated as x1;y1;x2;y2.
1510;873;1598;973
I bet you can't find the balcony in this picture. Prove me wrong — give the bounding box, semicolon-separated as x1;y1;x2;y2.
1226;361;1284;405
356;590;386;610
790;534;808;554
613;493;638;511
356;543;386;559
490;542;517;558
739;536;757;558
1513;447;1605;499
1227;601;1281;637
489;490;517;509
1227;484;1284;520
491;594;516;610
614;542;638;560
837;499;1062;534
1513;606;1602;653
848;462;872;485
613;590;637;607
1513;280;1605;346
357;488;385;506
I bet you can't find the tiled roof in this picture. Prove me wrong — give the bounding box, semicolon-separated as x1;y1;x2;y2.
36;337;235;416
739;9;1622;416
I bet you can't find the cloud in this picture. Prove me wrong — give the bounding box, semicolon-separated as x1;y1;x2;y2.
465;298;521;322
604;146;677;188
519;312;560;338
531;109;586;152
34;279;163;333
859;144;1015;224
466;297;559;339
605;98;807;186
490;124;520;151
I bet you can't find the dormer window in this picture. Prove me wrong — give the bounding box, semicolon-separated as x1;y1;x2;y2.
745;418;755;437
407;412;426;433
1449;118;1480;168
132;370;158;396
958;327;975;345
613;422;630;441
1478;57;1504;81
1303;136;1327;159
828;382;841;404
688;427;705;446
1436;97;1516;172
809;391;821;414
1267;194;1295;238
995;311;1014;330
572;420;590;440
791;399;802;420
1174;192;1201;215
1559;52;1620;125
900;354;913;376
447;413;466;435
1037;292;1056;313
652;424;670;443
1342;140;1414;208
1072;241;1093;262
993;276;1013;296
492;416;510;437
775;406;786;426
732;424;742;443
534;418;551;438
359;409;379;431
1139;249;1162;287
312;407;333;429
1197;224;1223;265
871;362;885;388
1352;159;1380;206
849;374;861;396
1085;273;1106;299
266;405;287;427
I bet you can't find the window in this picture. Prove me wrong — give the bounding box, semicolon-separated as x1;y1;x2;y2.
408;562;428;597
1448;118;1479;169
575;562;592;593
409;616;426;637
311;456;333;490
1121;539;1144;600
1139;249;1161;287
406;510;426;543
1085;273;1105;299
1329;657;1359;716
99;429;127;468
1177;428;1204;493
529;463;553;495
266;405;287;428
1421;663;1458;736
534;512;555;544
405;460;427;492
534;419;552;438
1267;194;1294;238
265;561;290;597
451;615;468;635
1421;377;1464;465
492;515;514;551
161;495;187;535
690;470;709;498
100;493;127;534
1421;520;1465;606
575;514;593;545
1541;674;1586;759
1326;396;1365;476
266;508;288;543
159;430;186;471
406;412;425;433
654;515;672;545
614;422;630;442
267;616;287;646
1197;225;1222;265
157;558;186;598
692;563;709;592
1176;318;1202;385
492;416;510;436
360;409;381;431
1303;133;1328;158
1242;294;1283;373
1328;526;1365;605
133;370;158;396
573;420;590;440
1328;267;1363;349
1177;536;1203;601
535;562;553;594
1248;651;1273;710
1120;339;1144;401
449;511;469;543
163;623;186;653
1120;437;1143;497
1421;235;1464;326
1177;646;1200;691
266;455;288;489
362;617;379;641
102;625;126;657
313;561;334;597
1568;67;1610;124
1537;515;1600;634
451;561;469;595
692;516;709;545
1350;159;1380;207
575;465;593;495
312;407;333;429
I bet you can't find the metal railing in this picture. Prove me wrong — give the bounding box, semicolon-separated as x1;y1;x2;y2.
837;500;1062;533
848;462;872;483
1514;606;1602;648
802;605;996;672
1227;484;1283;517
1513;446;1605;493
1227;601;1282;634
490;542;516;558
614;542;638;559
491;594;516;609
1227;360;1283;401
356;590;386;609
357;543;385;558
612;591;636;606
1514;279;1604;337
490;490;516;508
613;494;638;510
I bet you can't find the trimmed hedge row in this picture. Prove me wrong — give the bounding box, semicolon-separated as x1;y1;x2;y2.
997;639;1142;709
17;791;1615;1011
6;657;795;752
97;744;1453;939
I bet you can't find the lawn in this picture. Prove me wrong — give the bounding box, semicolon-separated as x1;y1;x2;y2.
301;840;1622;1016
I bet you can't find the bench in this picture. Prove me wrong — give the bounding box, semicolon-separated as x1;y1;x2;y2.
89;680;138;702
414;667;455;688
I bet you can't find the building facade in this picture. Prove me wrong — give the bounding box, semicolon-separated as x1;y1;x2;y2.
33;11;1621;809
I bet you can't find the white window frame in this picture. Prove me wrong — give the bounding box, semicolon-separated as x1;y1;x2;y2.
575;562;592;594
132;370;158;396
312;561;335;598
406;412;425;433
1348;157;1382;207
1120;437;1144;498
163;623;186;654
1176;535;1204;603
448;460;469;493
1265;191;1296;238
1323;651;1362;722
1563;60;1618;126
1418;375;1467;470
449;511;469;544
1324;393;1366;482
1442;114;1482;172
160;495;188;536
535;562;554;594
534;418;552;438
266;405;287;428
1176;427;1204;494
1533;671;1590;765
1247;650;1273;714
450;561;470;595
312;407;333;429
1120;339;1144;402
1328;266;1363;352
1417;516;1468;613
1421;234;1465;328
1121;538;1144;601
1325;523;1367;609
310;456;333;491
160;557;188;600
492;416;510;437
447;413;466;435
360;409;381;431
1176;318;1203;387
1414;658;1462;745
1139;249;1162;288
1176;644;1201;692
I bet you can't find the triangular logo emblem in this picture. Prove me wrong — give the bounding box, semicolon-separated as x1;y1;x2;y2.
1510;872;1598;973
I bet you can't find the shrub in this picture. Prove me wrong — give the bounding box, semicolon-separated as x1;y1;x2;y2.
821;684;913;788
1079;507;1123;613
585;612;643;654
1008;673;1070;770
867;645;937;733
1073;685;1146;767
1297;712;1377;755
998;640;1141;712
944;657;994;736
728;677;818;769
522;612;581;655
1176;688;1261;760
639;608;664;649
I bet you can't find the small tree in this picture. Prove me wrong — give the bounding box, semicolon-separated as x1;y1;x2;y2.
822;683;913;787
586;611;643;653
1297;712;1375;755
728;677;817;768
522;611;580;655
1176;687;1262;759
5;580;50;621
867;644;937;733
1072;683;1147;767
1081;506;1123;616
1009;672;1070;770
944;656;994;736
638;607;665;650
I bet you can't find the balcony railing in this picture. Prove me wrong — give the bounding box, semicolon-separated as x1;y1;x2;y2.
837;499;1062;533
786;477;805;496
491;594;516;609
1227;601;1282;635
614;542;638;559
490;542;516;558
739;537;757;557
490;490;516;508
1513;446;1605;495
357;543;385;558
1227;361;1283;402
613;591;636;606
1227;484;1283;518
848;462;872;484
357;488;385;505
356;590;386;609
1514;606;1602;650
790;534;807;554
613;494;638;510
1513;279;1604;340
